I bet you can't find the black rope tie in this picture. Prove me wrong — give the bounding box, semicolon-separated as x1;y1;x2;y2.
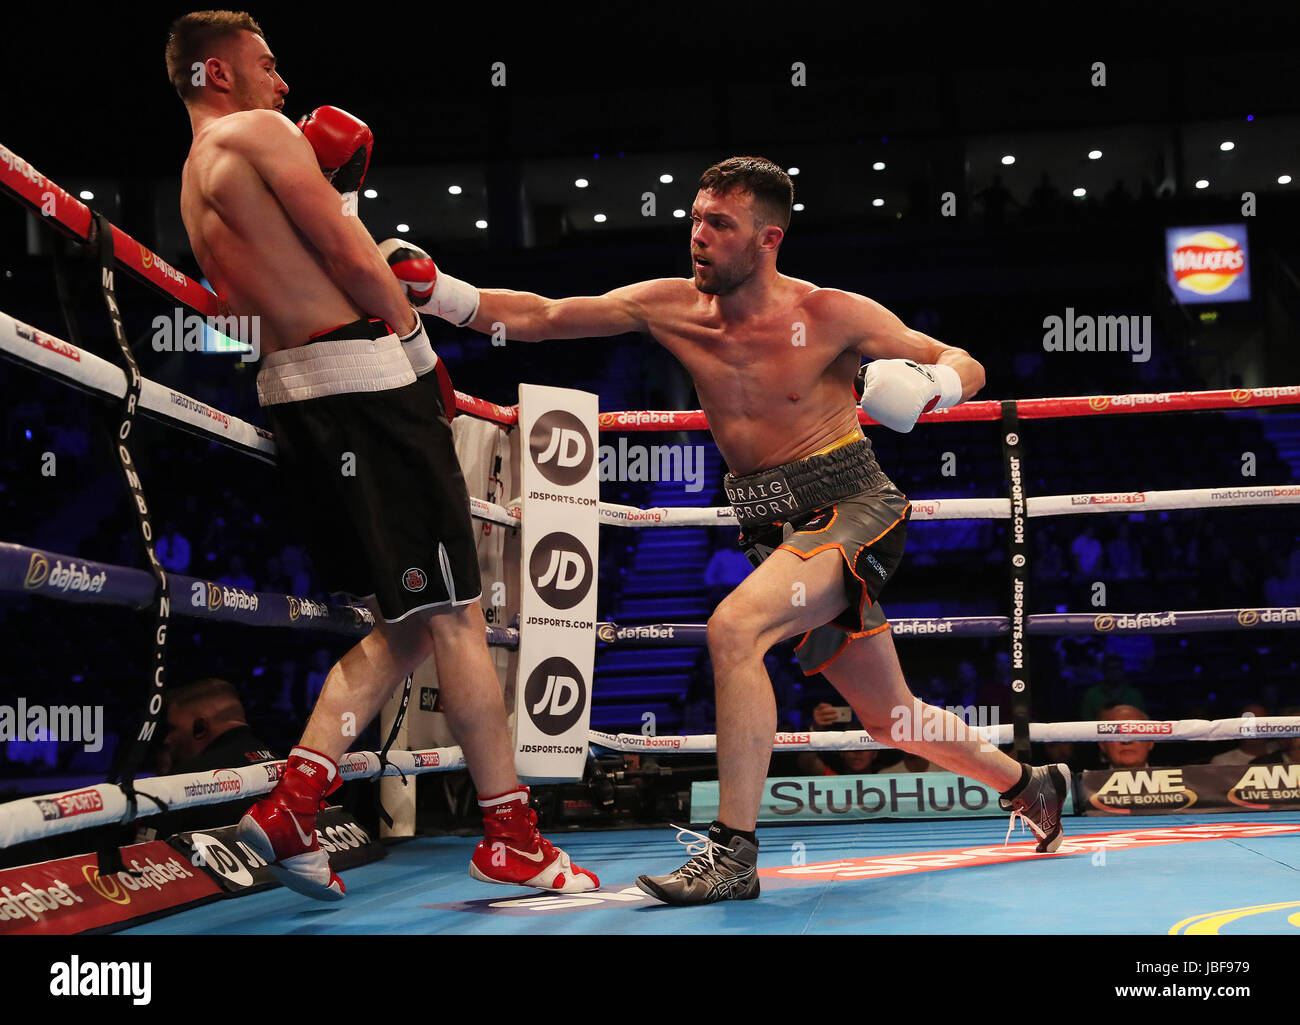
375;674;413;829
82;212;171;876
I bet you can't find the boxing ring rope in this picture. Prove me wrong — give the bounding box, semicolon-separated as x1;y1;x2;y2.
4;138;1300;858
4;708;1297;850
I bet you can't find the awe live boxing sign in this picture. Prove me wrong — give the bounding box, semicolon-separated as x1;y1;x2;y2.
514;385;599;781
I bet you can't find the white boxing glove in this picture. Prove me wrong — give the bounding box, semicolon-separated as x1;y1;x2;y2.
857;359;964;433
378;238;481;327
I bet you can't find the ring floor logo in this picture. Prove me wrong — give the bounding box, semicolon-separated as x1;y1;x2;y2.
529;410;593;486
523;656;587;736
529;532;592;609
427;822;1300;919
1170;900;1300;934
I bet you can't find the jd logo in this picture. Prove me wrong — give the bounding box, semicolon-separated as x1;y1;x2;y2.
530;532;592;609
524;657;587;736
529;411;592;486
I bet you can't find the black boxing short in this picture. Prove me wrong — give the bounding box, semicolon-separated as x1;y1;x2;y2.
727;437;910;675
257;317;480;622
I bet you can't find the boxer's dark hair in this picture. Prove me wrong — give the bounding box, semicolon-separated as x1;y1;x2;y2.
698;157;794;232
166;10;265;101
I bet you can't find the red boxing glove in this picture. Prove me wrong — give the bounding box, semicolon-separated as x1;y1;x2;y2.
378;238;481;326
433;353;458;422
297;105;373;193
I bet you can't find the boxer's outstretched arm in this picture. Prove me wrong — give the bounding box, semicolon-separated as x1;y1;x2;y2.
814;288;985;400
471;278;672;342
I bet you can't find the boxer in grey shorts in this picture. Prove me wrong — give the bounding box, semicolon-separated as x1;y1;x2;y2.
729;437;911;675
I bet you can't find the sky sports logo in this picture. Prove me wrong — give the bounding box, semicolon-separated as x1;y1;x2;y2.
1097;722;1173;735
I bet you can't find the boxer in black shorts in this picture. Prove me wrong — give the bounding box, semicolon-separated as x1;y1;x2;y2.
259;317;480;621
170;11;597;901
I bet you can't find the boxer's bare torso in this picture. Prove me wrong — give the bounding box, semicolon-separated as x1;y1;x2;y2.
180;110;363;356
628;276;864;475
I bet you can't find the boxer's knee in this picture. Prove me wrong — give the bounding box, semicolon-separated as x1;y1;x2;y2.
373;611;438;672
426;600;484;649
707;595;773;668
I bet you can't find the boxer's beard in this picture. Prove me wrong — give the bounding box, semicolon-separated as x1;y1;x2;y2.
694;234;761;296
231;70;276;112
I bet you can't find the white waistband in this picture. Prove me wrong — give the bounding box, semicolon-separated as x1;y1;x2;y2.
256;333;416;406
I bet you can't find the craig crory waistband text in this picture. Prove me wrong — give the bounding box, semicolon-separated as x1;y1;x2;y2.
0;699;103;753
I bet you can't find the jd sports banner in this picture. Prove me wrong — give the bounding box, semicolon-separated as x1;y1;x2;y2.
514;385;599;781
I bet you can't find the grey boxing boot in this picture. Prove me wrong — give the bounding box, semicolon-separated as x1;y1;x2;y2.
1000;763;1071;853
637;822;760;906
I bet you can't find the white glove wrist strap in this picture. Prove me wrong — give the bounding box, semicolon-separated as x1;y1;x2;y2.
421;271;481;327
931;363;964;409
399;316;438;376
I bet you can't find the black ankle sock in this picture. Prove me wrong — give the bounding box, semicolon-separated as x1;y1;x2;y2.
1000;762;1031;800
710;820;758;848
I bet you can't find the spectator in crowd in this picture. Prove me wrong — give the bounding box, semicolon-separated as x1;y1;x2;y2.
1211;703;1277;765
155;520;192;573
1264;549;1300;608
1097;703;1155;770
217;554;256;591
1249;706;1300;767
1070;524;1105;579
703;535;753;607
797;702;877;776
1080;655;1145;723
159;677;276;776
1106;522;1143;580
1043;741;1078;772
878;751;938;773
304;648;333;711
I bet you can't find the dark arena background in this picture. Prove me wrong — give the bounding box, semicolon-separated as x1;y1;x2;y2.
0;0;1298;993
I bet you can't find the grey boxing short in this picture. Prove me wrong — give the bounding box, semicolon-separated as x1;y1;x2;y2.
257;317;481;622
727;437;911;675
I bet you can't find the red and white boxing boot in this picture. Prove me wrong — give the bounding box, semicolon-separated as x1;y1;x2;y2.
468;786;599;893
238;747;346;901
